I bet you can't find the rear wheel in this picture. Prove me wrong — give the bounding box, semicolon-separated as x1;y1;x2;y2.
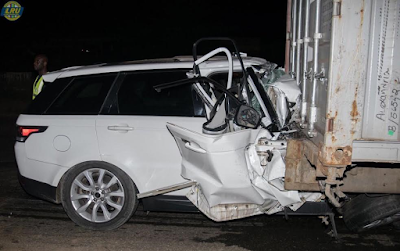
61;161;138;230
343;194;400;232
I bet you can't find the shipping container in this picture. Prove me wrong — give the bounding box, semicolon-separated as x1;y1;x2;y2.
285;0;400;232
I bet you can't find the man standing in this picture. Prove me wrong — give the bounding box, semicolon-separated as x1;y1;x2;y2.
32;54;48;100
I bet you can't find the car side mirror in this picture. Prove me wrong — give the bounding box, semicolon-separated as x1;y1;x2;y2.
235;104;261;129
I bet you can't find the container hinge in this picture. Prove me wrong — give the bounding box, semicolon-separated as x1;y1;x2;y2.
303;37;312;43
305;68;313;80
286;32;291;40
315;68;328;83
333;0;341;17
314;33;323;39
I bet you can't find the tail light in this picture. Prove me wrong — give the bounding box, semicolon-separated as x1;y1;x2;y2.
16;125;48;142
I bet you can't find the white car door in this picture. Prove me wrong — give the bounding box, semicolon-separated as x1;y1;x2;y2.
95;70;206;195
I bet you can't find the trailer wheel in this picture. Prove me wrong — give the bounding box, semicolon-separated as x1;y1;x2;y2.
392;220;400;230
342;194;400;232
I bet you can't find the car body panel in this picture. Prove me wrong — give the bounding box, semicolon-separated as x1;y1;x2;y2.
165;122;322;221
165;123;265;206
95;115;206;195
15;144;68;187
15;114;101;186
42;57;267;82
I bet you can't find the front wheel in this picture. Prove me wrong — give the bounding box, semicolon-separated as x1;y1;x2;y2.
61;161;138;230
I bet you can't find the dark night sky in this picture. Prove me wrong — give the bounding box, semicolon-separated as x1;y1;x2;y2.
0;0;288;72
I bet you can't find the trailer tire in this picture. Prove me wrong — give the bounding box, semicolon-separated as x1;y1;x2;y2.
392;220;400;230
343;194;400;232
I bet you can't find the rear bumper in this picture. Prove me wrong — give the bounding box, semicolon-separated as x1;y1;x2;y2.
18;171;59;204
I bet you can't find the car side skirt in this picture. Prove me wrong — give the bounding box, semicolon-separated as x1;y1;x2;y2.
141;195;198;213
18;172;59;204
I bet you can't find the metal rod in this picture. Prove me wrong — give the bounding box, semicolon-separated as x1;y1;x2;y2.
301;0;311;125
290;0;298;74
285;0;292;73
325;184;341;207
308;0;321;136
311;0;321;106
296;0;303;85
194;47;233;89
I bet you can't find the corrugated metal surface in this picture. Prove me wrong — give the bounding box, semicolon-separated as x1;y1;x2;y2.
287;0;400;164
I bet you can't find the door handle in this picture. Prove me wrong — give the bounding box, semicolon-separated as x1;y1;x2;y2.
184;142;206;154
107;126;134;131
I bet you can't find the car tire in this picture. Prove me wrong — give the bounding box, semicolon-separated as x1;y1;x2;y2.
61;161;138;230
343;194;400;232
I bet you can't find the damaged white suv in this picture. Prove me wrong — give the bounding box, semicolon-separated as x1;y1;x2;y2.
15;39;322;231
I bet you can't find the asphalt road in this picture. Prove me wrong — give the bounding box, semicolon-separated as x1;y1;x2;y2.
0;115;399;251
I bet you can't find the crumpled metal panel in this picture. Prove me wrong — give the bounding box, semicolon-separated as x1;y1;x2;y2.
186;185;265;222
252;68;302;128
166;123;265;207
167;123;322;221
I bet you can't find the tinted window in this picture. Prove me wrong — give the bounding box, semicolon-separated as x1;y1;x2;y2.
115;70;194;116
46;73;116;115
24;77;72;115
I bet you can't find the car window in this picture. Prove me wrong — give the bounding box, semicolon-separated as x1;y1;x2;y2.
115;70;195;116
24;77;73;115
208;71;245;99
45;73;117;115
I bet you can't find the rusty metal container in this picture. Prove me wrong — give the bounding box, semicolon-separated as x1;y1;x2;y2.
286;0;400;166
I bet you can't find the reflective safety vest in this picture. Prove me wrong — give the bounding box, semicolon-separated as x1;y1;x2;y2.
32;75;44;100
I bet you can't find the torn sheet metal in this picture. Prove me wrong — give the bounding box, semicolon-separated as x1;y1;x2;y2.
266;72;302;104
251;68;302;128
167;123;322;221
186;185;265;222
161;45;319;222
266;71;302;126
246;138;322;213
166;123;265;207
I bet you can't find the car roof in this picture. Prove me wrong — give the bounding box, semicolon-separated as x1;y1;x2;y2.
43;55;267;82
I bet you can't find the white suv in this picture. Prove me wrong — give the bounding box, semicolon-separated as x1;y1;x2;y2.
15;46;269;230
